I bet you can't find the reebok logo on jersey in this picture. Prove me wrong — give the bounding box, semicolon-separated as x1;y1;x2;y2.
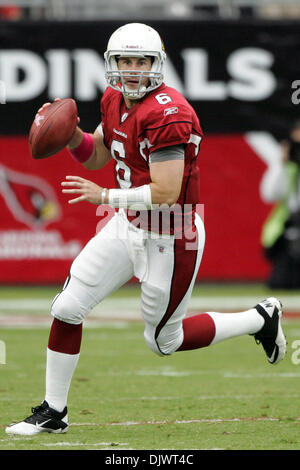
163;107;178;117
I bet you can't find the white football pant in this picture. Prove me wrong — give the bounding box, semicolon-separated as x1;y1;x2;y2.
51;209;205;355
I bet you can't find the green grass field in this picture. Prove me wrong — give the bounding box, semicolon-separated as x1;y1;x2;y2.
0;283;300;450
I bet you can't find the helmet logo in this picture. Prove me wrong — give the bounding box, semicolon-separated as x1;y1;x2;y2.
124;45;143;49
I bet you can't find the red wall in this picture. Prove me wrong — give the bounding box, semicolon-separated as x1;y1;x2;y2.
198;135;271;280
0;135;272;283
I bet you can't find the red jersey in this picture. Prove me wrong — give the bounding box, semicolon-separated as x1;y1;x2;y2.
100;83;203;234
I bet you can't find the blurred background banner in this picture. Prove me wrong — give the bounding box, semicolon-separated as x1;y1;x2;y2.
0;20;299;135
0;17;299;283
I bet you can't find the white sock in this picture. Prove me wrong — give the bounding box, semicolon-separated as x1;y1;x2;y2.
208;308;264;345
45;348;80;412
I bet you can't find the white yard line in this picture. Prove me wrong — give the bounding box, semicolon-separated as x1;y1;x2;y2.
0;315;132;327
103;371;300;378
0;392;299;404
70;416;279;427
42;441;129;447
107;393;300;401
0;295;299;313
0;295;299;328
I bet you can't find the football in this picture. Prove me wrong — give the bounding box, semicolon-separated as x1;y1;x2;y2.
29;98;78;159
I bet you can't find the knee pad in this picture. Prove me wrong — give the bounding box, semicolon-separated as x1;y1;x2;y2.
51;289;88;325
144;327;164;356
156;328;183;355
144;324;184;356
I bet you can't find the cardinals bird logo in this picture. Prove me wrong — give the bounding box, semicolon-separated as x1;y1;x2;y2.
0;164;61;228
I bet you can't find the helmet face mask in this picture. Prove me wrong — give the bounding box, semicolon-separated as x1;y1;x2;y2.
104;23;166;100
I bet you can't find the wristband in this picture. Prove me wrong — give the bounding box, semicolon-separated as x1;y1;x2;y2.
69;132;94;163
108;184;152;210
101;188;107;204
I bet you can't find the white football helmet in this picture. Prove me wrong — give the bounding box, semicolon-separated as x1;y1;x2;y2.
104;23;166;100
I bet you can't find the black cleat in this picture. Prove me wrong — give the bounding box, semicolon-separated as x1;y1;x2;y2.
5;400;69;435
254;297;286;365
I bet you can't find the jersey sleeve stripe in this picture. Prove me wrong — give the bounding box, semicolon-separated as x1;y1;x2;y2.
192;127;204;137
138;120;193;138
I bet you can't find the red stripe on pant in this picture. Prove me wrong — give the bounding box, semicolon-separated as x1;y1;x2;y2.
154;230;199;353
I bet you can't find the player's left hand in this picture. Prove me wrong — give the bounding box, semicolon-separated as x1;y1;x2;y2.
61;175;104;205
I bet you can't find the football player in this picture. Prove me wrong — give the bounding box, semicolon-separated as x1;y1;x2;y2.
6;23;286;435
